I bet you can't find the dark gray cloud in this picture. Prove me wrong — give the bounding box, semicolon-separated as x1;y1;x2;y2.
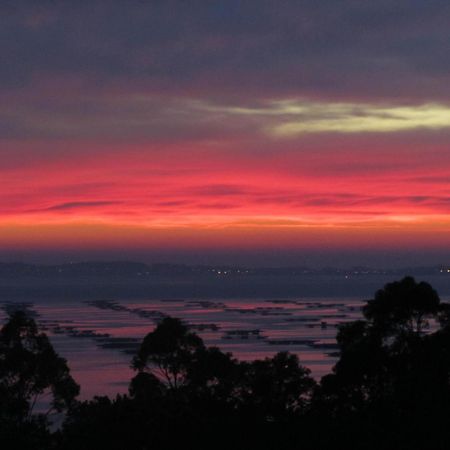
1;0;450;101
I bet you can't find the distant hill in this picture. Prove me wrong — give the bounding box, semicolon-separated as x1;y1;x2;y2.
0;261;447;278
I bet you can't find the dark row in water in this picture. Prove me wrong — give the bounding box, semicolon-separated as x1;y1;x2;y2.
84;299;167;321
0;298;355;360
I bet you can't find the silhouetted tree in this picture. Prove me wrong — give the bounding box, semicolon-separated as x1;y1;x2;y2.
363;276;441;334
239;352;316;421
0;311;79;449
127;318;316;449
61;395;148;450
132;317;204;389
313;277;450;449
128;371;166;401
183;345;240;400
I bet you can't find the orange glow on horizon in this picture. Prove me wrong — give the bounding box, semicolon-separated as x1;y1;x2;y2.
2;215;450;252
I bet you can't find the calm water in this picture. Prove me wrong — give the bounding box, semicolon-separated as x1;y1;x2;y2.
0;296;364;399
3;273;450;400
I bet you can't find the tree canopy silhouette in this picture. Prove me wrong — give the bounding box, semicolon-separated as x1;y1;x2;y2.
315;276;450;450
0;311;79;449
132;317;205;389
239;352;315;421
66;316;315;450
363;276;441;334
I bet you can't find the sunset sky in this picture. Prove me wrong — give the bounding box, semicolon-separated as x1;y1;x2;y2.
2;1;450;266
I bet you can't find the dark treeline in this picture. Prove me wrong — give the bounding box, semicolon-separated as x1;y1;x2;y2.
3;277;450;449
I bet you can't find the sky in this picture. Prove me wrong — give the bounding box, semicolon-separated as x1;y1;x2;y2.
2;0;450;267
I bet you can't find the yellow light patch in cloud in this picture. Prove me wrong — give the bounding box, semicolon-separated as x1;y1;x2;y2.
195;99;450;136
267;102;450;136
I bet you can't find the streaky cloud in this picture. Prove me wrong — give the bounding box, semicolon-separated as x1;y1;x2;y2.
37;201;122;212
